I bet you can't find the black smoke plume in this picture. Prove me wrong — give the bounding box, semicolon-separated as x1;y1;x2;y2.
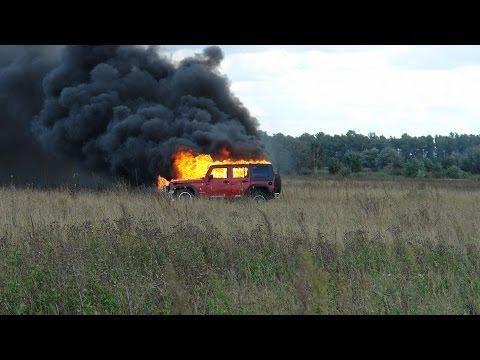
1;45;264;186
0;45;77;186
33;45;264;184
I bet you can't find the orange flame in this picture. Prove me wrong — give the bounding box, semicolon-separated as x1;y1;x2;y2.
156;146;269;190
157;176;169;189
172;147;269;180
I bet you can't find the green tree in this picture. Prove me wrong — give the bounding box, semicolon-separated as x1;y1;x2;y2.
310;138;324;172
441;154;459;169
377;147;404;175
404;158;423;178
361;148;379;170
464;146;480;174
345;151;362;172
259;130;480;177
423;158;434;172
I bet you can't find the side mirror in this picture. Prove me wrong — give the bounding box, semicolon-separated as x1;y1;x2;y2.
207;174;213;181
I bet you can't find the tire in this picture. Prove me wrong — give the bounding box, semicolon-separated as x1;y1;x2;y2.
174;188;194;199
274;173;282;193
251;189;268;202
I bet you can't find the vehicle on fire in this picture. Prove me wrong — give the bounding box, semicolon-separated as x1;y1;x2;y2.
166;163;281;201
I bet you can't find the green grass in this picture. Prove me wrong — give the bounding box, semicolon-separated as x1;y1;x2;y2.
1;177;480;314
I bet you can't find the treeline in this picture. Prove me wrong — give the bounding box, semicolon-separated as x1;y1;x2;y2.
260;130;480;178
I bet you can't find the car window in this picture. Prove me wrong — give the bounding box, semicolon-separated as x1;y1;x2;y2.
251;165;273;180
232;167;249;178
210;167;227;179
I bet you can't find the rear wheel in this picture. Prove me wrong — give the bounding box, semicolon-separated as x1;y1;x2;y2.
274;173;282;194
174;189;194;199
251;190;268;202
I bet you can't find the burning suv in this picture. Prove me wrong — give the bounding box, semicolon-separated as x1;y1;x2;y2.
165;163;281;200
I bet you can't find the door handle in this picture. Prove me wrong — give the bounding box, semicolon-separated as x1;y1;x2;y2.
241;180;248;183
223;180;229;184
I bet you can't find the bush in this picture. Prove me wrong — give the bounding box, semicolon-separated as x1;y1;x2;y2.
339;167;351;177
446;165;462;179
328;158;342;174
404;159;423;178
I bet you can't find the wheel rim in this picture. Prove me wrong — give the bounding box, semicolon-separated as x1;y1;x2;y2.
178;191;193;199
253;194;266;201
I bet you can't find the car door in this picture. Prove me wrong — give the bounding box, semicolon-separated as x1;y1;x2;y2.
230;166;250;197
206;166;230;197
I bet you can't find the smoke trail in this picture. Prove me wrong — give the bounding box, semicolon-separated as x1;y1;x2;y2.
0;45;76;186
31;45;264;184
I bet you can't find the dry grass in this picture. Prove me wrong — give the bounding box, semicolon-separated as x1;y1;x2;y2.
1;177;480;314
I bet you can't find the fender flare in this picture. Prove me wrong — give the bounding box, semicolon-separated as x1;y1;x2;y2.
172;185;196;195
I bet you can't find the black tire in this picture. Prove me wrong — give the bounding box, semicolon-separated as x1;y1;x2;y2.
174;188;194;199
274;173;282;193
251;189;268;202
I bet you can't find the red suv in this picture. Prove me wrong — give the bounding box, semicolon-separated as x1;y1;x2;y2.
166;163;281;200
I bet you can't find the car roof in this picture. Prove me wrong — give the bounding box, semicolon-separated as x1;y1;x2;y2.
209;163;271;167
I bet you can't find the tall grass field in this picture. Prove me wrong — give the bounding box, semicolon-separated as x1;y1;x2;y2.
1;177;479;314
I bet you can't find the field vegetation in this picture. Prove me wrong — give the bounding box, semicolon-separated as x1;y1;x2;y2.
1;176;480;314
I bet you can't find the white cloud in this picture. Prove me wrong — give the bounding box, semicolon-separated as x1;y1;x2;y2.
163;45;480;137
391;45;480;69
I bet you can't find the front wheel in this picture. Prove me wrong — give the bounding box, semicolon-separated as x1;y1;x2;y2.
174;189;194;199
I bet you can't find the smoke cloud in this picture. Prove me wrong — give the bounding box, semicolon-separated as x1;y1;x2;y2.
0;45;264;186
0;45;78;186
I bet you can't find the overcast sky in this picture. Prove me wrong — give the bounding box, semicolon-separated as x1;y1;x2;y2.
162;45;480;138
